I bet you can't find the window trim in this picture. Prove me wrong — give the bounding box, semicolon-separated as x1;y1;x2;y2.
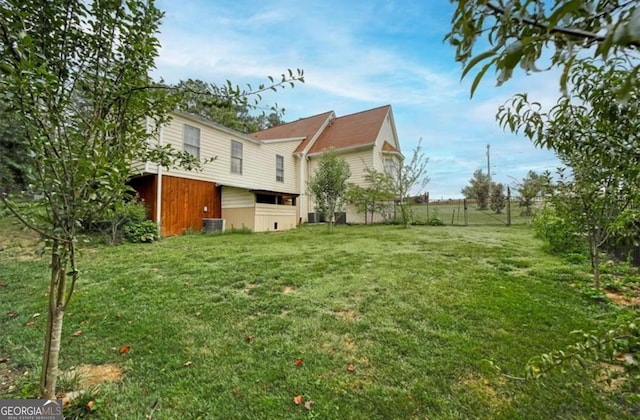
231;140;243;175
276;154;284;182
183;124;200;158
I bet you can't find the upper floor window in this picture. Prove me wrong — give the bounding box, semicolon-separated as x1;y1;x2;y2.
183;124;200;158
231;140;243;174
276;155;284;182
384;157;395;176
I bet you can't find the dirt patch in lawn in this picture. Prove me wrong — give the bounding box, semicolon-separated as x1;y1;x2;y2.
64;363;123;389
0;359;23;395
0;228;42;261
457;373;509;412
332;308;362;322
282;286;296;295
242;283;259;295
598;363;627;392
604;290;640;308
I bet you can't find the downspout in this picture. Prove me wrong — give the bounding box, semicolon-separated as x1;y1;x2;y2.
298;154;306;221
156;124;164;235
144;117;150;173
305;155;311;219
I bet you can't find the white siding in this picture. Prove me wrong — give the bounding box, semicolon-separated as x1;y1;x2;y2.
373;113;401;171
306;147;374;220
147;114;301;194
221;187;254;208
342;149;374;185
255;204;297;231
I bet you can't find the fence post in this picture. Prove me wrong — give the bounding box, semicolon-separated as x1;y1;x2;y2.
426;200;430;223
463;199;468;226
507;187;512;226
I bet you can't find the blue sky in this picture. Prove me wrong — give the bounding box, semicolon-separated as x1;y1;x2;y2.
153;0;562;199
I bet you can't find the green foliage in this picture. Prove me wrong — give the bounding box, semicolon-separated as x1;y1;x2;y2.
514;171;550;217
427;217;445;226
0;103;29;193
533;207;585;254
123;220;158;243
461;169;490;209
489;182;506;214
88;198;148;245
447;0;640;97
498;61;640;288
173;79;289;133
385;139;430;227
347;168;394;224
308;149;351;233
525;317;640;381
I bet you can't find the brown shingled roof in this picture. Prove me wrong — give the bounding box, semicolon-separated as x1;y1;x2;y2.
250;111;334;152
307;105;391;154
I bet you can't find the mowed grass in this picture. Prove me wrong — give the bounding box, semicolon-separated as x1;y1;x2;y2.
0;220;636;418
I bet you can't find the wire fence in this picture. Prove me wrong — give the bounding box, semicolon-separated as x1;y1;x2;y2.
412;197;540;226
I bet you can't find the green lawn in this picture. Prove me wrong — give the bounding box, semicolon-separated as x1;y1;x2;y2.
1;220;637;418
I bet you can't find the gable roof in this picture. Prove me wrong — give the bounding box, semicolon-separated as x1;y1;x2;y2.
249;111;334;152
306;105;391;155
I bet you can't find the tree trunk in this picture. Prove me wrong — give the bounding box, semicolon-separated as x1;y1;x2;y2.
41;305;65;399
592;242;601;290
588;234;601;290
40;241;67;399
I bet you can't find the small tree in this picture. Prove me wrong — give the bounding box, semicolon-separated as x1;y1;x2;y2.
498;60;640;288
347;168;394;224
308;149;351;233
386;140;430;227
461;169;490;210
515;171;549;216
489;182;506;214
0;0;302;398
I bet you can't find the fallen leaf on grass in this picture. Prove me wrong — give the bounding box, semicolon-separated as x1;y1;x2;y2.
616;353;639;365
25;321;35;327
0;357;9;363
73;330;82;337
304;400;314;410
195;311;202;317
183;361;192;367
294;359;303;367
32;313;40;318
347;364;356;372
86;400;95;411
231;387;239;396
7;310;18;317
119;345;131;355
0;282;7;287
245;335;254;343
293;395;303;405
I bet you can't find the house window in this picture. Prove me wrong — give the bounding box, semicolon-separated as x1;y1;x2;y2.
384;157;395;176
231;140;243;174
183;124;200;158
276;154;284;182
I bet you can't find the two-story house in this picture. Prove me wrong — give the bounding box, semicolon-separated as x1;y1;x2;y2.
129;105;403;235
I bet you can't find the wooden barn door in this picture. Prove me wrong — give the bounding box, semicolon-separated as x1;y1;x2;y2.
161;176;221;236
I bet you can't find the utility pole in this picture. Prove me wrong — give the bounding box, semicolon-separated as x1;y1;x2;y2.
487;144;491;197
